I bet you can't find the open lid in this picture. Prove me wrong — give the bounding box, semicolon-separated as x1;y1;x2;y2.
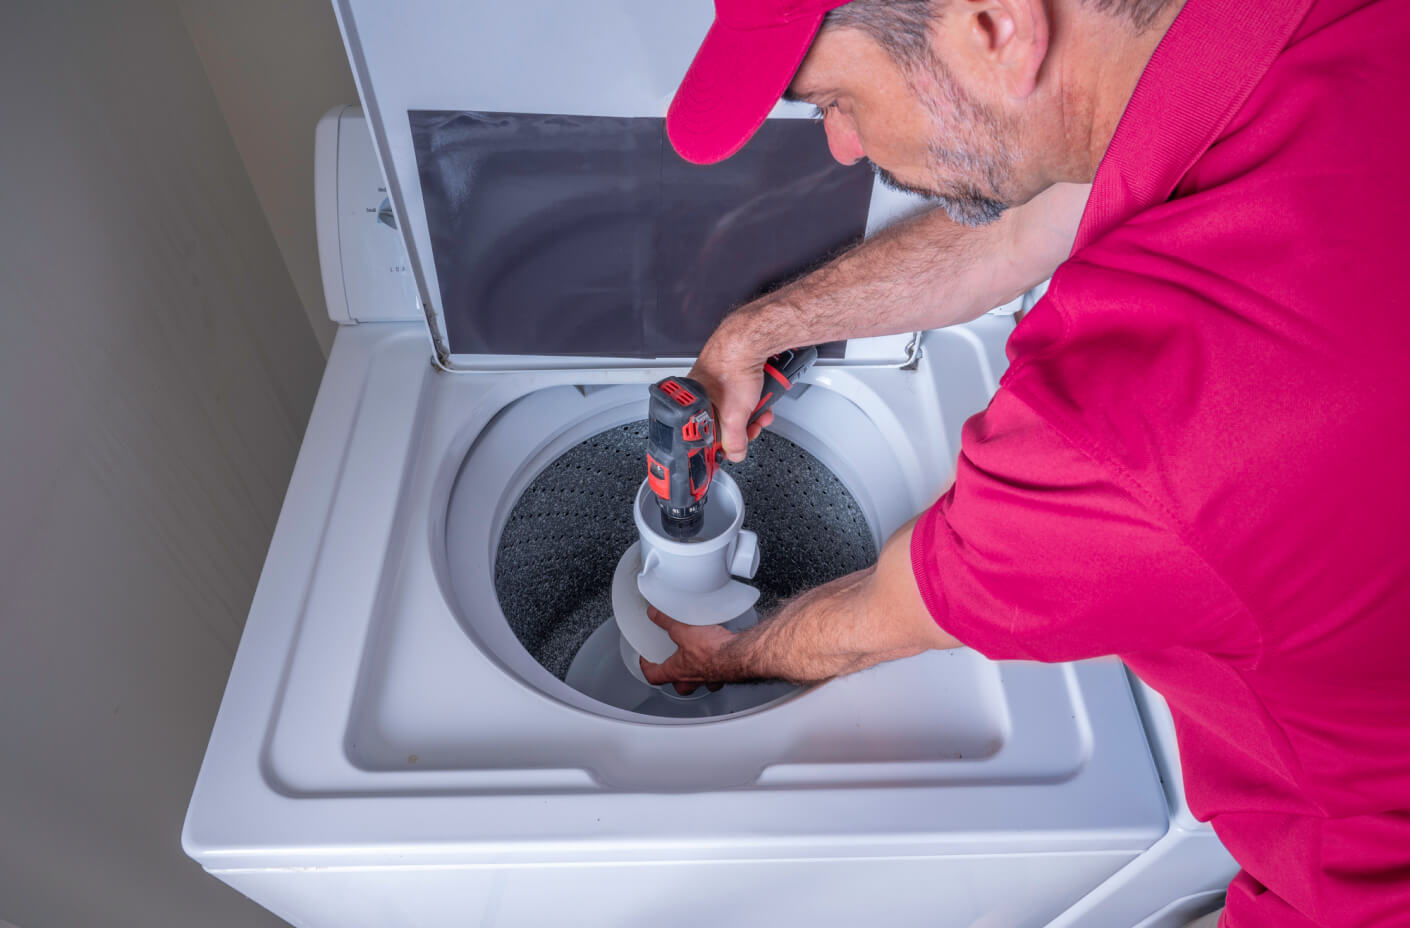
333;0;927;371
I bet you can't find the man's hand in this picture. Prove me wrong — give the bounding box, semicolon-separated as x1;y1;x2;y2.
640;520;962;689
638;607;732;694
688;314;775;462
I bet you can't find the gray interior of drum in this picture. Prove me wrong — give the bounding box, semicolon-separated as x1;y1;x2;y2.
494;422;877;680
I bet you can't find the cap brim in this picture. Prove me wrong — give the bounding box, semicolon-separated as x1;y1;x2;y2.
667;15;824;165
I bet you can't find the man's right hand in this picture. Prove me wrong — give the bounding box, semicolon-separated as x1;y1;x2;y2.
688;311;777;462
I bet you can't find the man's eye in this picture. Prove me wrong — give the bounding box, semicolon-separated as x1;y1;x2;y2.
811;102;840;121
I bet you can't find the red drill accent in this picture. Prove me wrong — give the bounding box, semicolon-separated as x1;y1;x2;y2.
687;449;711;500
763;363;792;391
646;455;670;500
660;379;696;406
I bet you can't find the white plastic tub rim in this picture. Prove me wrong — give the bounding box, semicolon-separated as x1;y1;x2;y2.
431;374;920;726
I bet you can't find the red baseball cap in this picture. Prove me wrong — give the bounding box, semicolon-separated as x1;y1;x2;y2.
667;0;856;165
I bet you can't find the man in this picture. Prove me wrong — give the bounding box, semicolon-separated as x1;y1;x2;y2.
638;0;1410;925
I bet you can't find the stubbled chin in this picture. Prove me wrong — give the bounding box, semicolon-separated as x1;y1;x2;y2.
936;195;1007;227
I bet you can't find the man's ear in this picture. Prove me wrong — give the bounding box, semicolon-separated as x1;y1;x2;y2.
954;0;1050;99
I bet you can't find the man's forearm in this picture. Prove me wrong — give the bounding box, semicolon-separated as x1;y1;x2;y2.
711;568;926;684
646;520;961;687
720;182;1089;356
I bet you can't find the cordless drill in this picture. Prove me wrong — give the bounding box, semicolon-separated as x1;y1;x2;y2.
646;347;818;540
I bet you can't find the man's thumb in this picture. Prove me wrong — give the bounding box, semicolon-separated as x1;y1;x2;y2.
719;404;750;462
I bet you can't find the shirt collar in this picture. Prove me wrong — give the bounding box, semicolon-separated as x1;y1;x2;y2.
1072;0;1315;254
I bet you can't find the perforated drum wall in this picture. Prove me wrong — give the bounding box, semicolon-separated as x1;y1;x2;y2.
494;422;877;680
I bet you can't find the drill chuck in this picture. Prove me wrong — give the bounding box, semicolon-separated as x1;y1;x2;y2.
659;505;704;541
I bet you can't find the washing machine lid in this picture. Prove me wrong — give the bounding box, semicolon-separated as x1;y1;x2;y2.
333;0;928;371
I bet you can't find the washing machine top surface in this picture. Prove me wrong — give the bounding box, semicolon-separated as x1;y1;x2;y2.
332;0;933;372
184;321;1168;871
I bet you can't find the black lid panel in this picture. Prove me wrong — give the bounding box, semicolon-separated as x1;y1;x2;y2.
410;111;873;358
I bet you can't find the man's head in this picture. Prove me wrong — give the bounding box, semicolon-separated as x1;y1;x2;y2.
667;0;1180;225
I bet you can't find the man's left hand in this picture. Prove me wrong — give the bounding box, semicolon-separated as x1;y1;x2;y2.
639;606;731;695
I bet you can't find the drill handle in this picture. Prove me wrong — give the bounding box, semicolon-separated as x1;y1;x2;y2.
750;346;819;426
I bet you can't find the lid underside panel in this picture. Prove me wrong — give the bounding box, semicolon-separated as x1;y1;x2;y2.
410;111;872;358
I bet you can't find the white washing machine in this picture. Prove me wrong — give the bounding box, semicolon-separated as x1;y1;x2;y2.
183;2;1235;925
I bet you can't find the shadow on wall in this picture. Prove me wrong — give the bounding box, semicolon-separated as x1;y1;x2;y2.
177;0;361;357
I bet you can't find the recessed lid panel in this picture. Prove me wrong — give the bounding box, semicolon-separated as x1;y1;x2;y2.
333;0;921;369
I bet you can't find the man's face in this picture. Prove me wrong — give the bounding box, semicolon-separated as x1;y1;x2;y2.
788;25;1023;226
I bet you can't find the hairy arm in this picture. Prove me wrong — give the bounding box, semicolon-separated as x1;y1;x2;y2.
642;185;1089;687
696;182;1089;460
640;519;959;688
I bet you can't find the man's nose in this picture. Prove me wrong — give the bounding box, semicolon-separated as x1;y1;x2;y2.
823;116;865;165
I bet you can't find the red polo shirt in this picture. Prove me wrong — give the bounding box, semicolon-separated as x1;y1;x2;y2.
910;0;1410;925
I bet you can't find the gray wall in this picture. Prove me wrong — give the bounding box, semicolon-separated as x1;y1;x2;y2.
177;0;359;357
0;2;325;926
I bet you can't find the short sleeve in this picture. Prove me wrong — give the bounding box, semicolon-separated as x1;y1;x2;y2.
911;387;1254;663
